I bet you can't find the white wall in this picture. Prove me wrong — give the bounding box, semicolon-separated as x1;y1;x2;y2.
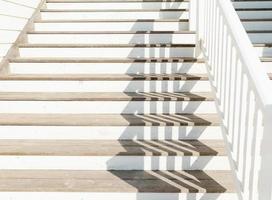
0;0;43;65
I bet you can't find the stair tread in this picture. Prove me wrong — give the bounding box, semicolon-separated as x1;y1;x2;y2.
260;57;272;62
40;8;188;12
0;139;226;156
46;0;190;3
27;30;195;34
0;113;220;126
34;19;189;22
10;57;204;63
0;170;235;193
18;44;195;48
0;74;208;81
0;92;214;101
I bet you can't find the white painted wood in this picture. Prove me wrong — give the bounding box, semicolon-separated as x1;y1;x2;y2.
197;0;272;199
45;2;189;10
0;126;223;140
0;192;239;200
0;156;230;170
27;33;196;44
8;62;206;74
0;80;211;92
0;101;216;114
34;22;189;32
18;47;195;58
40;11;189;20
254;46;272;57
260;61;272;73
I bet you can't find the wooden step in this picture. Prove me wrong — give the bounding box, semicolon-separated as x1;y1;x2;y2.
0;74;208;81
18;44;196;48
10;57;203;63
0;170;235;193
44;2;189;11
47;0;187;2
0;139;226;156
0;113;220;126
46;0;189;2
35;19;189;22
40;8;188;12
27;30;194;34
0;92;214;101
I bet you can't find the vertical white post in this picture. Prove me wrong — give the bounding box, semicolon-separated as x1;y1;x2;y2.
194;0;203;58
189;0;197;31
258;105;272;200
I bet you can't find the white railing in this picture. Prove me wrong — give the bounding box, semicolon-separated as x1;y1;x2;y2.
190;0;272;199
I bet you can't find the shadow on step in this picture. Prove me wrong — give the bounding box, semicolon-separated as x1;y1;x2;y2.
110;170;227;193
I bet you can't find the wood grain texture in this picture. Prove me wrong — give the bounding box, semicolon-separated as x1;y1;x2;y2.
0;170;235;193
0;113;220;126
0;92;214;101
0;139;226;156
0;74;208;81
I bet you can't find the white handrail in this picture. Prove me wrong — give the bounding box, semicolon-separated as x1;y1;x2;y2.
191;0;272;199
218;0;272;106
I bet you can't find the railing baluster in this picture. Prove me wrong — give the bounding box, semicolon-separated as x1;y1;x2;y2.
195;0;272;199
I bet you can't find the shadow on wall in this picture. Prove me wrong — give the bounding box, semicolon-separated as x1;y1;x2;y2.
0;0;42;66
104;1;227;199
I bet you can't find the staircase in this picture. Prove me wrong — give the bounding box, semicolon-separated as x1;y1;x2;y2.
233;0;272;81
0;0;237;199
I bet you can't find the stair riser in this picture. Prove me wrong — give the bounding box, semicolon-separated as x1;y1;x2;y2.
18;47;195;58
0;193;239;200
40;11;189;20
0;81;211;92
8;63;206;74
249;33;272;43
233;2;272;9
260;62;272;73
255;47;272;57
0;101;216;114
0;126;223;140
237;11;272;19
0;156;230;170
27;33;195;44
34;22;188;31
45;2;189;9
242;22;272;31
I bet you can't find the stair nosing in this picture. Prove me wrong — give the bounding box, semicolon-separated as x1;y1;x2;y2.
0;113;220;126
18;44;196;48
27;30;195;34
0;92;214;101
0;73;208;81
40;8;189;12
46;0;190;3
9;57;205;63
34;19;189;23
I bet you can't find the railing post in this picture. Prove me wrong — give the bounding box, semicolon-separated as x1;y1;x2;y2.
194;0;203;58
258;105;272;200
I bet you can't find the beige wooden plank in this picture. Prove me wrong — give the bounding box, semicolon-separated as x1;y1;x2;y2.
0;170;236;193
0;73;208;81
0;92;214;101
0;113;220;126
0;139;226;156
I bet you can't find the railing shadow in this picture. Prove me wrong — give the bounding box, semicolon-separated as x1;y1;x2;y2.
103;1;228;199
